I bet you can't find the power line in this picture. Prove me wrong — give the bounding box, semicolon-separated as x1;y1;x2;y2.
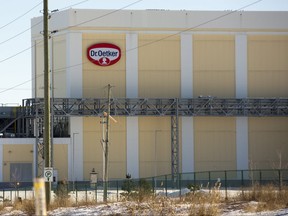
0;0;264;95
0;2;42;31
58;0;90;11
128;0;264;52
0;0;91;47
57;0;143;31
0;20;42;46
54;0;264;72
0;78;32;94
0;0;144;66
0;40;43;64
0;0;144;96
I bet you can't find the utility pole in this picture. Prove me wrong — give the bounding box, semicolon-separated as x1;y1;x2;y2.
43;0;51;206
103;84;111;202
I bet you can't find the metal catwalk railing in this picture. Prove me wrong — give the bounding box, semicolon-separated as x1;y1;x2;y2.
17;97;288;182
22;97;288;117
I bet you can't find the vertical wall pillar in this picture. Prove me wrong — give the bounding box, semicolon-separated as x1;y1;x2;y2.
181;33;194;173
126;33;138;98
0;142;3;181
126;33;139;178
236;34;248;99
236;34;249;171
181;33;193;98
69;117;83;181
126;118;139;178
32;41;37;98
236;117;249;170
66;32;82;98
66;32;83;180
182;117;194;173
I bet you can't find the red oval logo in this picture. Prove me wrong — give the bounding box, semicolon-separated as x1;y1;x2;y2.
87;43;121;66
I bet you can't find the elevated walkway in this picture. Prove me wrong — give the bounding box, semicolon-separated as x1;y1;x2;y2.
22;97;288;117
2;97;288;179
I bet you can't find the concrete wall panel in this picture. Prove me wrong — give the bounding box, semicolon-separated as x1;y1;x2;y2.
248;35;288;97
193;35;235;97
194;117;236;171
138;34;180;98
248;117;288;169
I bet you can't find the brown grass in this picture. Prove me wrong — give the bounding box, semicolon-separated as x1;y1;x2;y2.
7;199;36;216
2;184;288;215
185;189;222;216
239;184;288;213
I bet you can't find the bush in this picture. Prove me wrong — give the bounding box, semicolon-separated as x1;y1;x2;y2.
53;180;70;207
187;183;200;192
121;179;135;194
121;179;153;202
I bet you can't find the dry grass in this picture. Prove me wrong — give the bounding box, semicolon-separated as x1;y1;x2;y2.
239;184;288;213
5;199;36;216
185;189;222;216
2;184;288;215
122;188;222;216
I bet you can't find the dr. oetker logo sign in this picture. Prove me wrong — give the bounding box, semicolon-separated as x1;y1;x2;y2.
87;43;121;66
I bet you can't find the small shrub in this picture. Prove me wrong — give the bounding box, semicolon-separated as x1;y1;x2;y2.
121;179;135;194
53;180;71;208
187;183;200;192
121;179;153;202
20;199;35;215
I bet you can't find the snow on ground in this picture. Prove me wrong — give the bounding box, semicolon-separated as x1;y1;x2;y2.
1;189;288;215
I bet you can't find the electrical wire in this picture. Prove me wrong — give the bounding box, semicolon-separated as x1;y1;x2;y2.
0;20;42;46
0;0;144;94
0;0;264;95
58;0;144;30
58;0;90;11
0;40;43;64
0;0;143;65
128;0;264;52
0;0;91;47
53;0;263;73
0;2;42;31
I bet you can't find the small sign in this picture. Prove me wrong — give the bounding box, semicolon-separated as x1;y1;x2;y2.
44;167;53;182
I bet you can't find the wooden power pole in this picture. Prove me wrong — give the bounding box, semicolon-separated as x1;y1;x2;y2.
43;0;52;206
103;84;111;202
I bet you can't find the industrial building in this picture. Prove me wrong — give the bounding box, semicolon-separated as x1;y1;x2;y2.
0;9;288;182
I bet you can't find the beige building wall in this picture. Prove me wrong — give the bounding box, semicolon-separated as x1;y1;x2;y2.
34;35;67;98
51;35;67;98
139;117;171;178
193;35;235;97
248;35;288;97
249;117;288;169
83;117;126;180
35;40;44;98
82;33;126;98
53;144;68;181
138;34;180;98
194;117;237;171
3;144;33;182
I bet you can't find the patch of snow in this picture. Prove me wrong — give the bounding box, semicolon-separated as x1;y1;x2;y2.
1;189;288;216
